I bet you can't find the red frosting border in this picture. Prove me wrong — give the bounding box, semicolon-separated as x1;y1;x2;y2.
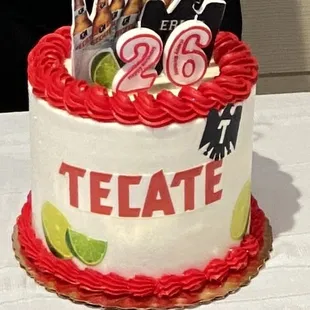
17;192;265;299
27;26;258;128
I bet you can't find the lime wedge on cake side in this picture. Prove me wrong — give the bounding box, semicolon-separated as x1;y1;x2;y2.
230;180;252;240
66;228;108;266
41;201;73;259
90;50;120;89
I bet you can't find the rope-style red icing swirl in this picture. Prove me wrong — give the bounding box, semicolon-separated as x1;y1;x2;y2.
17;193;264;299
27;27;258;128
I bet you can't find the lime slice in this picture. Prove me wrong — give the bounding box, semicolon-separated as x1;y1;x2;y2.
66;228;108;266
42;201;73;259
91;51;120;89
230;180;251;240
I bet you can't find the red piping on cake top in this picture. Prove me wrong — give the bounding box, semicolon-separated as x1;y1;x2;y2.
18;192;264;299
28;26;258;128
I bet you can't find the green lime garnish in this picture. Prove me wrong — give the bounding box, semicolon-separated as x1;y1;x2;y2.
42;201;73;259
66;228;108;266
230;180;251;240
91;51;120;89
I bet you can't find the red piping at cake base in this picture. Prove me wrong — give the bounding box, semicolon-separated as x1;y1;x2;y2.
13;193;272;308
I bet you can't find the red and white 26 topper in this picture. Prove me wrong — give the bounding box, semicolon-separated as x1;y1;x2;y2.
112;27;163;93
162;19;211;86
112;0;224;93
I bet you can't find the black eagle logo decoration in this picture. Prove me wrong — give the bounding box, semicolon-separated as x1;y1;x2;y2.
199;104;243;161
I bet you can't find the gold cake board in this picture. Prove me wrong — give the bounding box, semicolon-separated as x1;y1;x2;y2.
12;219;272;309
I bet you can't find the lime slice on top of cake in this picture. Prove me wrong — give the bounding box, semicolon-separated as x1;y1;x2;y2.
66;228;108;266
91;50;120;89
42;201;73;259
230;180;252;240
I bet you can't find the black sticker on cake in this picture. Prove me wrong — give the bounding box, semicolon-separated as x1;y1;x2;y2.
199;104;242;161
140;0;226;73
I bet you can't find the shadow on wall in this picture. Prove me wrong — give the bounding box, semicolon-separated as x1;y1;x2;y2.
252;151;301;239
241;0;310;95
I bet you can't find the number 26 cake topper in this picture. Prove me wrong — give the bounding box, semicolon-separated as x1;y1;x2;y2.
112;0;226;93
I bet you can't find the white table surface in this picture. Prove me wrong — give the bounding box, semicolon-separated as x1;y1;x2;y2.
1;92;310;310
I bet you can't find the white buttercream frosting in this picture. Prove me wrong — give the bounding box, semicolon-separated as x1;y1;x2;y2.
29;83;255;277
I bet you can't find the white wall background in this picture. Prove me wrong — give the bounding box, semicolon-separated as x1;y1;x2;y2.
241;0;310;94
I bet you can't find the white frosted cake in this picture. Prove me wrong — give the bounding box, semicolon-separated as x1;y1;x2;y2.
14;25;271;309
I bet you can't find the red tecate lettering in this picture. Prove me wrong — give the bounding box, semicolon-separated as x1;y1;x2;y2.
171;166;203;211
90;171;113;215
118;175;142;217
205;160;223;205
142;170;175;217
59;162;86;208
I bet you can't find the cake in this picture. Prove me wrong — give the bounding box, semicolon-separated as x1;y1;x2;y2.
13;2;272;308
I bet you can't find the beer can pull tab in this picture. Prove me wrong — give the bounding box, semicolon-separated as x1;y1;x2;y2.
193;0;226;15
193;0;204;14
